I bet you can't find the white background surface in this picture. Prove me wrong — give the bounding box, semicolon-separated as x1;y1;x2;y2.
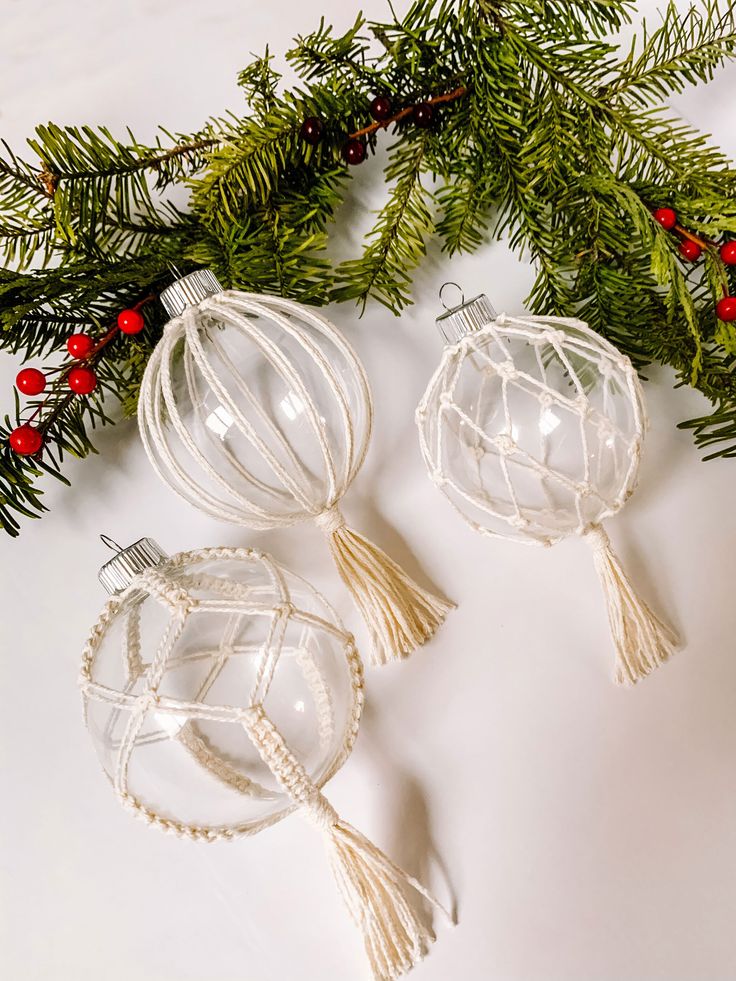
2;2;736;979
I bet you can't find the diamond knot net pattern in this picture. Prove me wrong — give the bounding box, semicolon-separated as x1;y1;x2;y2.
80;547;448;981
417;313;678;686
80;547;362;841
417;314;645;546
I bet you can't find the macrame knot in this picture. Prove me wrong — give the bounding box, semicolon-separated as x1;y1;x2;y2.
495;433;516;455
135;691;159;714
303;793;340;833
314;505;346;536
497;360;517;379
137;568;195;614
583;522;610;554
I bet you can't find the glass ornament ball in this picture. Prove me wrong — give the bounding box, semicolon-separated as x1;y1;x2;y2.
417;303;645;546
80;545;362;838
138;276;371;530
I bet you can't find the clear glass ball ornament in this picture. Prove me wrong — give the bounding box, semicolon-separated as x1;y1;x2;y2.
416;293;645;546
138;271;371;529
81;542;361;837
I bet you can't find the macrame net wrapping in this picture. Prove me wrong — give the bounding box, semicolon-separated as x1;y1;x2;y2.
417;313;678;684
138;290;451;665
80;547;446;980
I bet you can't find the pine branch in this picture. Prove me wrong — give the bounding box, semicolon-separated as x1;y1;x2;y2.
23;124;215;255
3;0;736;533
605;0;736;103
333;133;434;311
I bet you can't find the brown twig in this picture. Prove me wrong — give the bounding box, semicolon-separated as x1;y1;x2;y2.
37;166;58;198
34;138;218;199
672;223;731;297
674;222;714;250
349;85;468;139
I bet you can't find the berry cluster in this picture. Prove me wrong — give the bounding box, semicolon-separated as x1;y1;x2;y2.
653;207;736;322
8;306;147;456
299;87;464;166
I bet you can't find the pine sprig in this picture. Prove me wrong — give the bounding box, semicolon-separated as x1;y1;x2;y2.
334;133;435;310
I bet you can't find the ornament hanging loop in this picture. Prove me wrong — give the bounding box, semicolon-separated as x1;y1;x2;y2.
438;282;465;311
100;533;123;553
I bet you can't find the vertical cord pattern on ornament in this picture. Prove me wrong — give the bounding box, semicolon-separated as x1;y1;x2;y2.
138;291;453;665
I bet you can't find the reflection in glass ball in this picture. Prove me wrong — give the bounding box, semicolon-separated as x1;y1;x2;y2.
81;549;361;835
417;314;644;545
139;292;371;528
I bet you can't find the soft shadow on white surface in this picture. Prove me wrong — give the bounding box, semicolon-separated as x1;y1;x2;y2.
2;2;736;981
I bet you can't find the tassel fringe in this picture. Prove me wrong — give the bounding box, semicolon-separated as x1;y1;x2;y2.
323;817;445;981
584;523;679;685
244;705;450;981
315;506;454;665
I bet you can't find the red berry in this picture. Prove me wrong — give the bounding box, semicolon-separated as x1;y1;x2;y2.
300;116;324;146
117;308;145;334
8;424;43;456
15;367;46;396
678;238;702;262
413;102;434;128
370;96;392;121
716;296;736;322
68;366;97;394
719;241;736;266
342;138;366;165
653;207;677;231
67;333;94;359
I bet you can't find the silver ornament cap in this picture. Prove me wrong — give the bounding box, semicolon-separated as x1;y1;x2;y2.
160;268;224;319
98;537;169;594
436;291;496;345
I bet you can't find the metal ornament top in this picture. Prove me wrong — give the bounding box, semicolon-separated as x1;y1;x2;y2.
436;292;497;346
98;537;168;594
159;268;224;319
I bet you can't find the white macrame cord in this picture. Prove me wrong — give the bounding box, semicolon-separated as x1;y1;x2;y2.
417;313;679;684
80;547;448;980
139;290;452;665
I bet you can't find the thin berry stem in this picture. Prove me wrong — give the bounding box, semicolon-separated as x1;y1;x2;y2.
348;85;467;139
674;223;713;250
27;293;157;438
649;208;732;299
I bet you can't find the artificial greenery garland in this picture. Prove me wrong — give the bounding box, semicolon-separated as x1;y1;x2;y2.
1;0;736;537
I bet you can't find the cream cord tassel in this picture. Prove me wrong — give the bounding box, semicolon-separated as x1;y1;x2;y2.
315;506;454;666
245;706;450;980
583;523;679;685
